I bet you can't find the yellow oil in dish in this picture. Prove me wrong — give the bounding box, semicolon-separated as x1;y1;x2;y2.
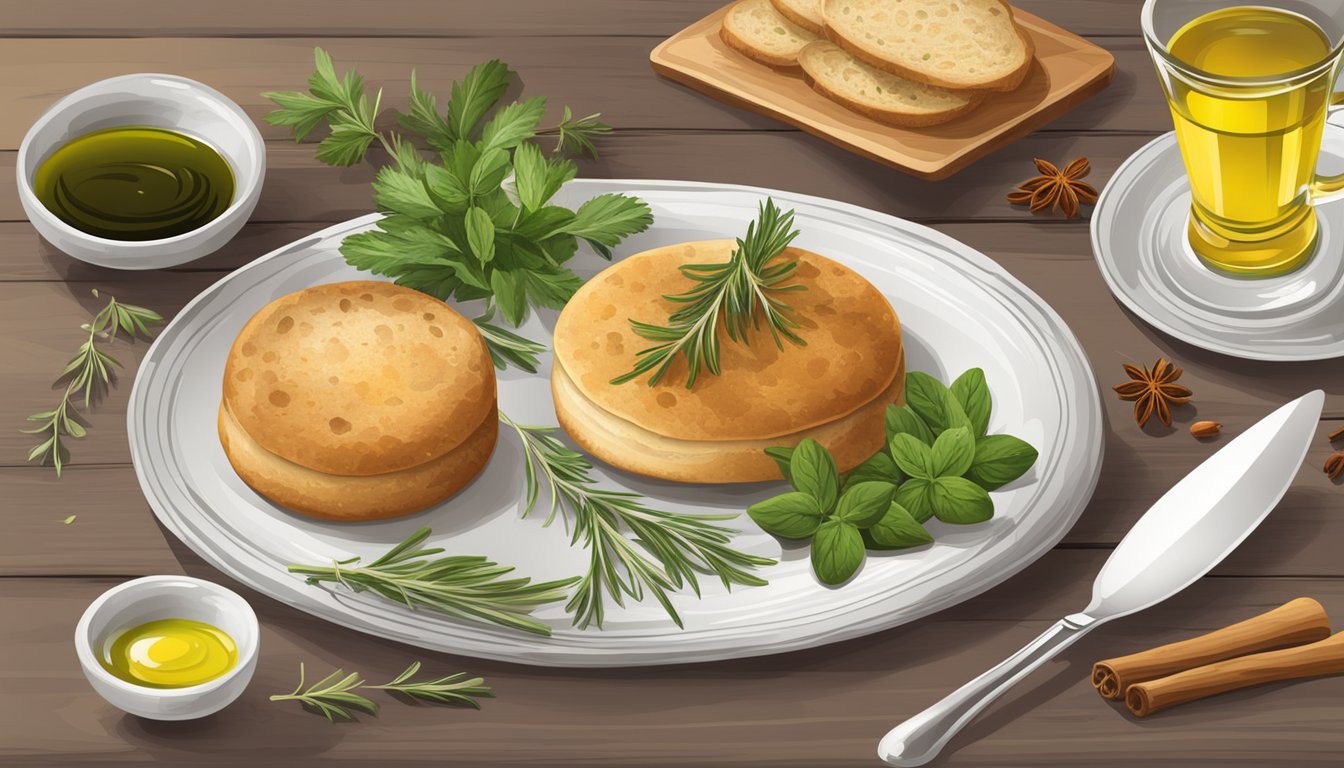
100;618;237;688
1164;6;1337;274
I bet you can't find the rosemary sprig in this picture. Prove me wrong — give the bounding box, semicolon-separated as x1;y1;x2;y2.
472;307;547;374
286;527;577;637
367;661;492;708
612;198;806;389
269;664;380;722
499;412;774;630
23;289;163;475
537;106;612;158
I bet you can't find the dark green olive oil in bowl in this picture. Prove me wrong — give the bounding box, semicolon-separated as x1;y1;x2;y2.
33;126;235;241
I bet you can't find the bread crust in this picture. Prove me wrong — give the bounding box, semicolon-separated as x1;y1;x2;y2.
719;14;806;68
552;352;904;483
769;0;825;34
798;43;984;127
222;281;495;476
821;0;1035;92
552;241;904;443
218;401;497;522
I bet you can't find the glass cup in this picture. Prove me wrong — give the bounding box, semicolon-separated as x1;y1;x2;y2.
1143;0;1344;276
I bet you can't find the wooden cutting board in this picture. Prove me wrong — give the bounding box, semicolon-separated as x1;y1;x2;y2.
650;3;1116;180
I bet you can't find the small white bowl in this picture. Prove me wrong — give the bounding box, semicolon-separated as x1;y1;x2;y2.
75;575;260;720
16;73;265;270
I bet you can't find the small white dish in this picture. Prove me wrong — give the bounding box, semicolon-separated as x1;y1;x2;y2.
74;575;259;720
1092;129;1344;360
16;73;265;270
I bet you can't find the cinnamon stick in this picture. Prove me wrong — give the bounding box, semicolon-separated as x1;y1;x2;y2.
1126;631;1344;716
1091;598;1329;699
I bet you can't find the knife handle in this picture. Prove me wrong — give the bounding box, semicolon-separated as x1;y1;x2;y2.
877;613;1099;767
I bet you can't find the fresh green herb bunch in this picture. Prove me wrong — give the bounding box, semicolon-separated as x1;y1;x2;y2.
24;289;163;475
753;368;1038;584
263;49;653;370
612;198;806;389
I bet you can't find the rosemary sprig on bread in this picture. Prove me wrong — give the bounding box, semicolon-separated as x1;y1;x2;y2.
612;198;807;388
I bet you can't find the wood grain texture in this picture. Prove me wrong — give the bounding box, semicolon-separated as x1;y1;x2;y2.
651;5;1116;178
0;0;1172;38
4;1;1343;765
0;37;1159;148
6;553;1344;767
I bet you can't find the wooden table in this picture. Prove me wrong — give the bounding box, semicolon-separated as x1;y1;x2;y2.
5;2;1343;765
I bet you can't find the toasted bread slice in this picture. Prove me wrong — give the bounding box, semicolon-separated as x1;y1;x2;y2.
720;0;819;68
769;0;825;34
821;0;1034;91
798;41;982;126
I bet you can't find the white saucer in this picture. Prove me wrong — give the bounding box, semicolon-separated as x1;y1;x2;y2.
1091;130;1344;361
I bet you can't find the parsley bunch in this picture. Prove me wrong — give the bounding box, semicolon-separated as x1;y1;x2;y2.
754;368;1038;585
263;49;653;371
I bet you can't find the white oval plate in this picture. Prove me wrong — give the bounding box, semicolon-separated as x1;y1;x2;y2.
129;180;1103;667
1091;129;1344;361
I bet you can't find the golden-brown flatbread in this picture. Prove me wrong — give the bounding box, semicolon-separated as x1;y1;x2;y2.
551;241;904;483
222;281;494;476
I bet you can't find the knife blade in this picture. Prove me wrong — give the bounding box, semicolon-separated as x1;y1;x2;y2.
877;389;1324;767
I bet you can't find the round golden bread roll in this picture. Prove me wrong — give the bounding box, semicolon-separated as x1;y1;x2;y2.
552;241;904;483
219;280;497;521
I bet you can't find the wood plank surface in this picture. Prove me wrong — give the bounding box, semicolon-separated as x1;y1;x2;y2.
0;1;1163;38
4;1;1344;766
6;553;1344;767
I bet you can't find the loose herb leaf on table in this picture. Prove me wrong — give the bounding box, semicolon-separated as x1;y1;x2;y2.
286;527;578;637
611;198;807;389
264;48;653;370
755;368;1038;584
499;411;775;629
23;289;163;476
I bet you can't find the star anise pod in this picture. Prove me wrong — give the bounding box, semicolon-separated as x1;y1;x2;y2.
1113;357;1193;428
1006;157;1099;219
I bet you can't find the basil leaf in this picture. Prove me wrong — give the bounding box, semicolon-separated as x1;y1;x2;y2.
842;450;899;492
905;371;952;434
790;439;839;512
468;147;511;196
930;426;975;478
951;368;992;437
765;446;795;484
885;403;935;445
488;268;527;325
834;481;896;528
942;389;974;434
930;476;994;524
888;433;934;480
868;502;934;549
894;477;935;523
465;206;496;263
811;519;865;585
747;492;825;539
967;434;1039;491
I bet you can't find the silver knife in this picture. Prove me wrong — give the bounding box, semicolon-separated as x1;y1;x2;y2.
877;389;1324;767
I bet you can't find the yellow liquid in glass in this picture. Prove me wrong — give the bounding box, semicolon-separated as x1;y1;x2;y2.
1165;6;1335;275
100;618;237;689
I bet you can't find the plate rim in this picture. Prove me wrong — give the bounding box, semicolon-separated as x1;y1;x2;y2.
129;178;1104;667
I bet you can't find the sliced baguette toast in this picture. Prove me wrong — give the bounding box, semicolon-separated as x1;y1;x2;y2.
720;0;819;67
769;0;825;34
821;0;1034;91
798;41;982;126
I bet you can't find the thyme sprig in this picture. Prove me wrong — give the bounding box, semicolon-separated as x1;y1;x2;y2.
23;289;163;475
